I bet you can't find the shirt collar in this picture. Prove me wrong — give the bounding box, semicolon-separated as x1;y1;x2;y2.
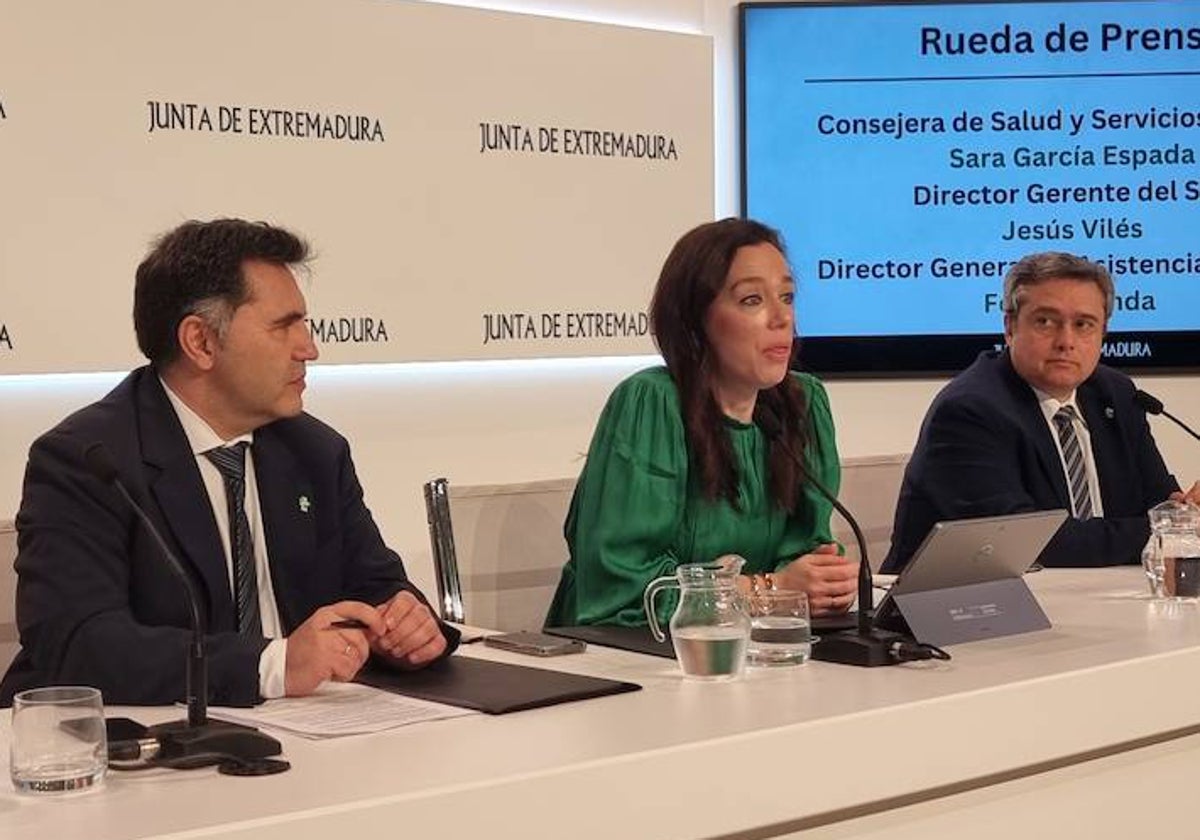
160;377;254;455
1032;386;1085;428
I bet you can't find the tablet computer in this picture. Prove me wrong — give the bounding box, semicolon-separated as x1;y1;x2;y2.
874;509;1067;631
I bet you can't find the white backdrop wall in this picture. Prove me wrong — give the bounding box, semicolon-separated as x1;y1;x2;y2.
1;0;711;372
2;0;1198;603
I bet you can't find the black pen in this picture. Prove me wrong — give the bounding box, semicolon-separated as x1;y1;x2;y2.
330;618;370;629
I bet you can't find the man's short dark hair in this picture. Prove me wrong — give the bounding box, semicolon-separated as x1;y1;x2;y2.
133;218;309;367
1002;251;1115;320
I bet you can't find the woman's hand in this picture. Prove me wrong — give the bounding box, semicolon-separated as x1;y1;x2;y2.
775;544;859;615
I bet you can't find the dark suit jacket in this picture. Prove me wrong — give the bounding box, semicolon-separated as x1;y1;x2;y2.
1;367;457;706
882;350;1178;573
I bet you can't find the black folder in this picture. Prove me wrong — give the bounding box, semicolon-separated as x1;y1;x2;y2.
545;614;862;658
357;656;640;714
545;625;677;658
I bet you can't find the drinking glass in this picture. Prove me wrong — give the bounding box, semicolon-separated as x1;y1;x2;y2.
10;686;107;794
746;589;812;666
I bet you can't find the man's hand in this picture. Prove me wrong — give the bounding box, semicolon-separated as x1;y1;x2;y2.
775;543;859;615
284;601;385;697
371;591;448;668
1169;481;1200;507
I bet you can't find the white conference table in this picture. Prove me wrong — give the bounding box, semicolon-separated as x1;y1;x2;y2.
3;567;1199;840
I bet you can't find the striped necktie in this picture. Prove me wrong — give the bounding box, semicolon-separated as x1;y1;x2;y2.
1052;406;1094;520
204;443;262;635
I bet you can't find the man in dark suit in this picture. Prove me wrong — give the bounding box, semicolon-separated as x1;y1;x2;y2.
884;252;1200;573
1;219;457;706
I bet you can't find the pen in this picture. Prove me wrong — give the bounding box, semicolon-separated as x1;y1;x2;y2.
330;618;370;629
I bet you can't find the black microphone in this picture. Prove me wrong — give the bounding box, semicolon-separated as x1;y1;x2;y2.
757;408;909;666
84;442;283;770
84;442;208;727
1135;389;1200;442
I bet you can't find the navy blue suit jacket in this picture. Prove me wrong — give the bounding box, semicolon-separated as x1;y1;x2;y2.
882;351;1178;573
1;367;456;706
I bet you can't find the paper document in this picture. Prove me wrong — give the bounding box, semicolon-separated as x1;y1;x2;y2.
210;682;477;738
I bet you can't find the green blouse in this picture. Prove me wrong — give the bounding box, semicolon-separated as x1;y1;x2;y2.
546;366;841;627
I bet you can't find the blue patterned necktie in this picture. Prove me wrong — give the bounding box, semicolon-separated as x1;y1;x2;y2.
204;443;262;635
1052;406;1094;520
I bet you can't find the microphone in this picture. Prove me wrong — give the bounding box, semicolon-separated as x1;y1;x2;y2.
84;442;208;727
84;442;283;770
756;408;910;666
1135;389;1200;442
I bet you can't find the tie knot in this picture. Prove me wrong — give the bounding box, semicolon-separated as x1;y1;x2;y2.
204;442;248;481
1053;405;1078;428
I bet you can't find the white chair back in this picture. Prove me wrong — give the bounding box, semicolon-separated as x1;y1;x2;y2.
424;478;574;632
834;454;909;572
422;455;906;630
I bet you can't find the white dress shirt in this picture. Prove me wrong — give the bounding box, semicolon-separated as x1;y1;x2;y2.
1033;388;1105;518
160;380;289;699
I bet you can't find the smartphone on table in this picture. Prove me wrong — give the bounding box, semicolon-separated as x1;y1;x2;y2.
482;631;586;656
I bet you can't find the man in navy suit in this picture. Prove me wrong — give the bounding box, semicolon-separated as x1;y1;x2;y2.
884;252;1200;573
1;219;457;706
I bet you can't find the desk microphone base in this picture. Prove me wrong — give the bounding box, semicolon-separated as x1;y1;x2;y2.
811;628;910;667
108;717;284;772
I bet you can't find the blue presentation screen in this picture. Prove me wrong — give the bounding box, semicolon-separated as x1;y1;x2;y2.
741;0;1200;374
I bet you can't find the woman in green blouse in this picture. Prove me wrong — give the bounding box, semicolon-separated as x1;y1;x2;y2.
546;218;858;627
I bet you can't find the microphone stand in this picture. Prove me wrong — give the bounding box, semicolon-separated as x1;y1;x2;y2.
85;444;284;769
802;472;911;667
758;411;909;666
107;478;208;728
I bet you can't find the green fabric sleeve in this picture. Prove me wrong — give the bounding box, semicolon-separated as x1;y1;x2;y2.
559;370;690;626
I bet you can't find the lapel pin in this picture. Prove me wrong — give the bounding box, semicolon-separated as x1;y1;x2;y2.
298;495;311;513
1104;407;1115;420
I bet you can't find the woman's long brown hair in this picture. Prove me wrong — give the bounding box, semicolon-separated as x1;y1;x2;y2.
649;218;810;512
